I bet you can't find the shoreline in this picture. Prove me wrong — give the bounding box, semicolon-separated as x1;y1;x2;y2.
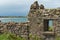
0;16;28;18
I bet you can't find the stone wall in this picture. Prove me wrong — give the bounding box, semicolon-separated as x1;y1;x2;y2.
0;1;60;40
28;1;60;40
0;22;29;39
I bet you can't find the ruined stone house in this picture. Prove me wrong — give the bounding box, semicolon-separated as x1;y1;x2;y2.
0;1;60;40
28;1;60;40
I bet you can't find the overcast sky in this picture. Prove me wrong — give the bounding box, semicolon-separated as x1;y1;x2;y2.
0;0;60;16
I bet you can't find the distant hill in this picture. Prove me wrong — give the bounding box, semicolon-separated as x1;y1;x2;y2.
0;16;27;18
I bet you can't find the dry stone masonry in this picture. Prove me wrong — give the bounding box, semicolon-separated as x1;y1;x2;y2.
28;1;60;40
0;1;60;40
0;22;30;40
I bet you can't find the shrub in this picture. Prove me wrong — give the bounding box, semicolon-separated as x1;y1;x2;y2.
49;26;53;31
0;32;26;40
56;36;60;40
29;34;41;40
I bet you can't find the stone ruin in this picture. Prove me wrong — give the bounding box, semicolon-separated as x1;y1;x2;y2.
0;1;60;40
28;1;60;40
0;22;30;40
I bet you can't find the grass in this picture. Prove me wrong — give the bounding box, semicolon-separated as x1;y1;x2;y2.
0;32;42;40
49;26;53;31
29;34;41;40
0;32;60;40
56;36;60;40
0;32;26;40
1;31;59;40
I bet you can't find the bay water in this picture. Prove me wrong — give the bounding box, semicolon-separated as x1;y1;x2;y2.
0;18;28;23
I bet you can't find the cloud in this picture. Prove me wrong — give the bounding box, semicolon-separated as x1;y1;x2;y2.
0;0;60;8
0;0;60;16
0;0;26;6
38;0;60;8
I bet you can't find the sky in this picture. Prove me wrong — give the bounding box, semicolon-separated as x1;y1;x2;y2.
0;0;60;16
49;20;53;27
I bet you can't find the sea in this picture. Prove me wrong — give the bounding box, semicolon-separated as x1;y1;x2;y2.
0;18;28;23
0;18;52;26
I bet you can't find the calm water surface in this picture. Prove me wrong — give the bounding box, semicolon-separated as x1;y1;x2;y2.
0;18;52;26
0;18;28;23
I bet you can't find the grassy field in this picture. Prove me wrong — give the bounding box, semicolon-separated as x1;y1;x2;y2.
0;32;26;40
0;32;60;40
0;32;41;40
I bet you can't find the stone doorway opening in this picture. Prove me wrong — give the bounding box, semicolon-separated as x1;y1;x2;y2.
43;19;55;40
43;19;53;31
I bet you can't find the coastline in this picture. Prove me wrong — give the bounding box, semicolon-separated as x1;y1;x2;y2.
0;16;28;18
